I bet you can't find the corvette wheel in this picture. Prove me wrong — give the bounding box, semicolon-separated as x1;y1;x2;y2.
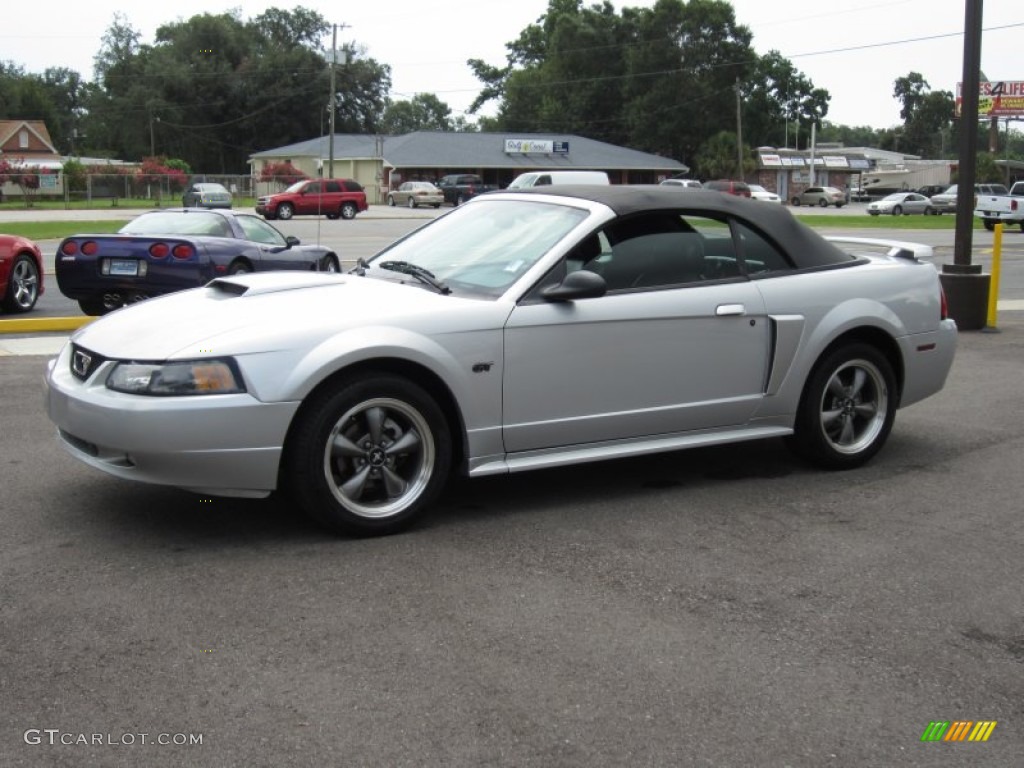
320;255;340;272
277;203;294;220
789;344;896;470
287;375;452;535
2;255;40;313
227;261;252;275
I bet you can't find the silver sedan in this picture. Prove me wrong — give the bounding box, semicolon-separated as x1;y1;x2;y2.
387;182;443;209
46;187;957;536
867;192;936;216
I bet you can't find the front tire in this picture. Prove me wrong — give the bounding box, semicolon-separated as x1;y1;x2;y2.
892;205;903;216
818;198;828;208
2;254;40;313
387;196;396;207
789;344;896;470
320;255;340;273
286;375;452;535
277;203;294;220
407;196;416;209
227;260;252;275
791;197;801;207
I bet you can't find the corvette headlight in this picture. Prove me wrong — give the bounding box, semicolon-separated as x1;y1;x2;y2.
106;359;246;396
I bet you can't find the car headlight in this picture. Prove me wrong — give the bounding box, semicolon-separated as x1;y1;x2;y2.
106;359;246;396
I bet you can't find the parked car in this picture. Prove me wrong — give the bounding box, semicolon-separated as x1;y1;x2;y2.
930;183;1009;215
55;209;340;315
747;184;782;203
45;186;957;536
915;185;948;198
435;174;497;206
182;182;233;209
660;178;702;188
703;180;751;197
387;182;443;209
867;192;937;216
507;171;610;189
256;179;367;220
0;233;44;313
792;187;845;208
849;187;872;202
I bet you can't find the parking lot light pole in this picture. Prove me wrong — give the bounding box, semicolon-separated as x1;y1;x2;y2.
940;0;989;330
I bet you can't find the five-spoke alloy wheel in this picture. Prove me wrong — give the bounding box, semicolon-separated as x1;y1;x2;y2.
789;344;896;470
287;375;452;535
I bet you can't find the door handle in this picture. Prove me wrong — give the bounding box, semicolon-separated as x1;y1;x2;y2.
716;304;746;316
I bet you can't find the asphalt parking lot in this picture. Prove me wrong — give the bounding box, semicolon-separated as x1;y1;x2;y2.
2;313;1022;766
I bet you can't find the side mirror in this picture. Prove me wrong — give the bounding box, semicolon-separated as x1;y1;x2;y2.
285;236;300;247
541;270;607;301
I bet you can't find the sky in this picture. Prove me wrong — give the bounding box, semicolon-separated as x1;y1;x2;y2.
3;0;1020;133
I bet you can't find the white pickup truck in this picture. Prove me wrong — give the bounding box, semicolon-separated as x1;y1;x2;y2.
974;180;1024;232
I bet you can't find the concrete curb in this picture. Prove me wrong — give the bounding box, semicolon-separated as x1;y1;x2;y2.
0;316;93;333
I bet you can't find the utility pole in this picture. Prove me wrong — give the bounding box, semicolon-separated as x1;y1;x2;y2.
327;23;351;180
328;24;337;180
735;78;744;179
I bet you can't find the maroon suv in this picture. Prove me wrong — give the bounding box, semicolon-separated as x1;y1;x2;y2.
256;179;368;220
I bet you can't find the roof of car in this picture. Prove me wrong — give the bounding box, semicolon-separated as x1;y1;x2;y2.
504;185;854;269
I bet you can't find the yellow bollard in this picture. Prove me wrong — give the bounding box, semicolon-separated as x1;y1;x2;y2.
985;223;1003;330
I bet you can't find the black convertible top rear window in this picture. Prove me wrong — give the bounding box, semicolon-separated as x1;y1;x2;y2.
513;185;857;270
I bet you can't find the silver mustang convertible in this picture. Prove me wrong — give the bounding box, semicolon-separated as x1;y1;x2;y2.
45;186;957;535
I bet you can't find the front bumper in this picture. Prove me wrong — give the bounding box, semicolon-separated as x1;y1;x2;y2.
45;343;300;497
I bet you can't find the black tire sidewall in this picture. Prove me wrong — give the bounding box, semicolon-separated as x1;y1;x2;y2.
286;375;452;535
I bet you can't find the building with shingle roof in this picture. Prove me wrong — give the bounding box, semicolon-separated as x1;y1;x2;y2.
250;131;689;202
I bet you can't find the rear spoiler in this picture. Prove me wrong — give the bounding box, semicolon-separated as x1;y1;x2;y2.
825;236;933;262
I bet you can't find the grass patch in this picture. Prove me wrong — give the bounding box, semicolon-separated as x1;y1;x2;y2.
0;221;129;239
794;213;985;230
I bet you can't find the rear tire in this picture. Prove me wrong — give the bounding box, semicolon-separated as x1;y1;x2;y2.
818;198;828;208
340;202;357;220
285;374;452;536
788;343;896;470
983;220;995;232
78;297;116;316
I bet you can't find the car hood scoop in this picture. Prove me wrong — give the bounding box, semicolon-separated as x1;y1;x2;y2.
207;272;343;296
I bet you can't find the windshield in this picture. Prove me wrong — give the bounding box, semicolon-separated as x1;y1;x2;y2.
368;199;589;297
120;211;232;237
881;194;905;202
507;174;538;190
283;181;308;194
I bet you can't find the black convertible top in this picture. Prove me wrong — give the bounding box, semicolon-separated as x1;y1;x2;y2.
507;185;855;270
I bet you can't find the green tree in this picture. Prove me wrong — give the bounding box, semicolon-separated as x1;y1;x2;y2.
382;94;454;133
891;72;955;157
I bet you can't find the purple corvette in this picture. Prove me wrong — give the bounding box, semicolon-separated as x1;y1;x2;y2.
56;208;340;315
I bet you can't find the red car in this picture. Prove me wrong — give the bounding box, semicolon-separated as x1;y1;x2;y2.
0;233;45;313
256;179;368;220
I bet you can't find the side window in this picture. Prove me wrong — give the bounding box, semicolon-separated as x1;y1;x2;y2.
324;181;341;193
536;175;552;186
343;180;364;192
733;221;793;275
586;213;718;291
236;215;287;246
